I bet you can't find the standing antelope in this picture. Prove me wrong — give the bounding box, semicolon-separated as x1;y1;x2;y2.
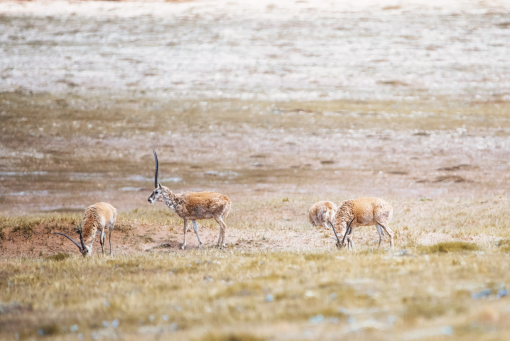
309;201;337;228
327;197;394;250
147;150;231;249
53;202;117;257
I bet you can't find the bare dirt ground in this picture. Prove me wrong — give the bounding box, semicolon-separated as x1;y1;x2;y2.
1;193;508;259
0;217;500;259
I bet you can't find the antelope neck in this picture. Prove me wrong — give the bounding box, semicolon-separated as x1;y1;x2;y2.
161;187;175;209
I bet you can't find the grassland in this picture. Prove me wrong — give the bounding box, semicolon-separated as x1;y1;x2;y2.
2;1;510;339
1;197;510;340
2;88;510;340
1;244;510;340
2;91;510;339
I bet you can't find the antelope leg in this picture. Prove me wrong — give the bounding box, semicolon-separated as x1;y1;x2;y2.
192;220;203;247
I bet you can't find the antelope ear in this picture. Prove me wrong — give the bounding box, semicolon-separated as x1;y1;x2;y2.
158;183;162;189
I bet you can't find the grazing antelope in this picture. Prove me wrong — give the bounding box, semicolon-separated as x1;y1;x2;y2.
53;202;117;257
309;201;337;229
148;150;231;249
327;197;394;250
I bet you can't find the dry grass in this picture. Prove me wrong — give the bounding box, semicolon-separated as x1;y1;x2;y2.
1;45;510;341
0;213;81;241
1;248;510;340
2;4;510;339
1;198;510;340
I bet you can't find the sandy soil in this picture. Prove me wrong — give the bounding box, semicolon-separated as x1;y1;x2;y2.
0;218;498;259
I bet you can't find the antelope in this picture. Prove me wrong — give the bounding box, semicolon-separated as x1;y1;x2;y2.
53;202;117;257
309;201;337;229
327;197;394;250
147;150;231;249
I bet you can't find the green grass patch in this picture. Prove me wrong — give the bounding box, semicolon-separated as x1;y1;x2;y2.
421;242;479;253
36;324;58;337
44;253;72;262
404;302;450;320
497;239;510;252
194;333;266;341
499;245;510;253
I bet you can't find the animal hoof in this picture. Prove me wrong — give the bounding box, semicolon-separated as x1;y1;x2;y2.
180;244;185;250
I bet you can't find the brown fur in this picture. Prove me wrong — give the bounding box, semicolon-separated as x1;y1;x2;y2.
332;197;393;250
54;202;116;257
81;202;117;256
148;185;231;249
308;201;337;228
167;190;231;220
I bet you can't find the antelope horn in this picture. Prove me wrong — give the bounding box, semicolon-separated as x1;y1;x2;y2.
341;217;355;246
153;149;159;188
53;232;82;250
327;219;341;245
78;227;86;250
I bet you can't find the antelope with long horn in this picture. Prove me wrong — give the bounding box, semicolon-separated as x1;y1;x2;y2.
53;202;117;257
148;150;231;249
327;197;394;250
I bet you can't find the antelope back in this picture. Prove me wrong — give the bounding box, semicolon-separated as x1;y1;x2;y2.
309;201;337;225
339;197;392;226
182;192;231;216
81;202;116;246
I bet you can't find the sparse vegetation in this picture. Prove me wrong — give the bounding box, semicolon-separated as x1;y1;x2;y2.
1;213;81;242
194;333;267;341
1;249;510;340
2;2;510;340
36;324;58;337
44;253;71;262
404;301;451;321
422;242;479;253
497;239;510;253
0;215;7;240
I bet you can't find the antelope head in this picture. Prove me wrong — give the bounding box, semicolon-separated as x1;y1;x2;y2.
148;150;166;204
53;225;90;257
327;219;346;249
